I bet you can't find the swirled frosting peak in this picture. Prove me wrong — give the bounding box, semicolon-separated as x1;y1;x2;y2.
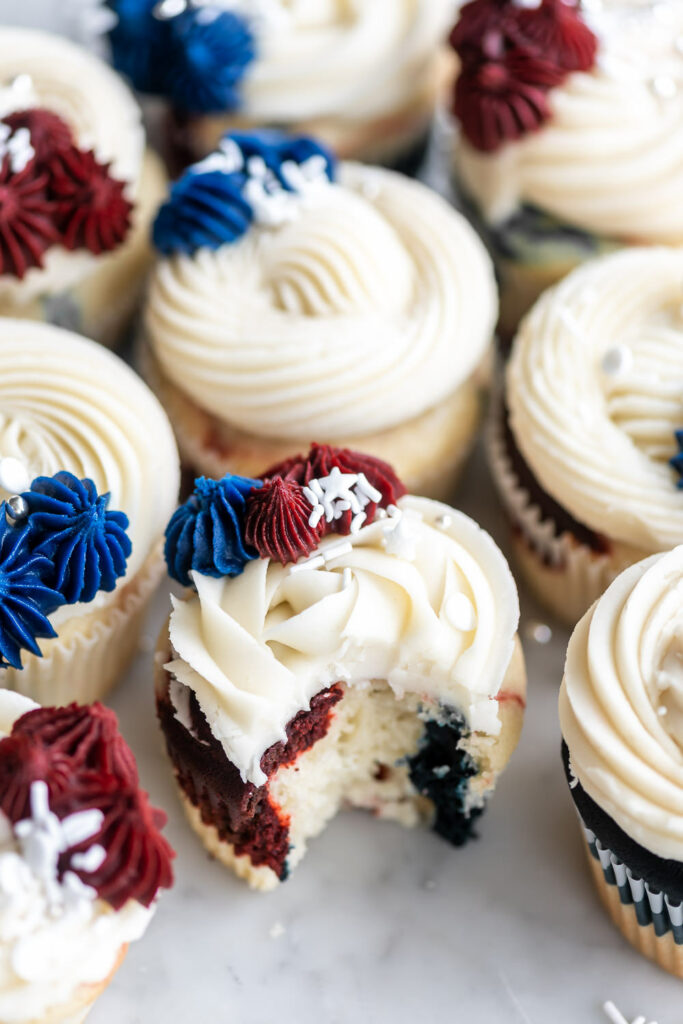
147;161;497;440
167;494;520;786
560;546;683;861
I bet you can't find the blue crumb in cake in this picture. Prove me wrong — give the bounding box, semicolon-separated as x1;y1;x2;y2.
408;709;483;847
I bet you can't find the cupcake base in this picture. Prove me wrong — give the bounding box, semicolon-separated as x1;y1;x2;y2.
583;833;683;979
1;543;165;706
28;944;128;1024
142;344;492;502
0;149;167;349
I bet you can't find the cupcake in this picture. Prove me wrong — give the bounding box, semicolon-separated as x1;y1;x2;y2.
155;443;526;890
0;27;167;348
560;546;683;978
102;0;455;174
142;130;498;500
0;693;174;1021
0;319;180;704
448;0;683;339
489;247;683;626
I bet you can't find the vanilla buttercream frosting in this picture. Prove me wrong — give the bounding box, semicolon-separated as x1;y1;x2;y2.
560;546;683;862
146;162;497;440
0;691;151;1024
456;1;683;241
0;320;180;628
166;495;520;786
0;27;145;301
506;247;683;553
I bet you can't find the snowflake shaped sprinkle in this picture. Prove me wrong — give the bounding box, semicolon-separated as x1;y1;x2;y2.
304;468;382;535
0;123;34;174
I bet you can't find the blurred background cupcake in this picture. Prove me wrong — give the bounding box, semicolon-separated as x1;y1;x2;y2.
560;546;683;978
0;320;179;704
448;0;683;340
98;0;457;176
489;247;683;626
155;444;526;890
0;27;167;347
142;130;498;500
0;694;174;1021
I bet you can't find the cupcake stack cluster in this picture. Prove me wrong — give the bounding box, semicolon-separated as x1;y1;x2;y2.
0;1;681;1019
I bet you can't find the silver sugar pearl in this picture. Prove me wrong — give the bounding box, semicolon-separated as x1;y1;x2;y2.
435;514;452;530
5;494;28;526
153;0;187;19
524;620;553;645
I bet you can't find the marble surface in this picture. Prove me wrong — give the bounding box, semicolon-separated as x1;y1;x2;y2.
0;2;681;1021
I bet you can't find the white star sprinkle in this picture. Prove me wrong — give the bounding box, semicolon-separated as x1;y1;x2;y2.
0;124;34;174
303;469;382;535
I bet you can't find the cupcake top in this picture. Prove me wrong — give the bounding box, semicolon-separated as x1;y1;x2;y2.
452;0;683;242
560;545;683;863
0;693;173;1022
163;444;520;786
506;247;683;554
0;27;146;299
0;320;179;667
146;131;497;441
105;0;454;121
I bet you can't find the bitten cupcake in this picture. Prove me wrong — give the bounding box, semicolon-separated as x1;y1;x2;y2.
0;319;179;704
155;443;526;891
101;0;455;174
0;693;174;1022
489;247;683;626
560;547;683;978
143;131;498;499
448;0;683;339
0;27;166;347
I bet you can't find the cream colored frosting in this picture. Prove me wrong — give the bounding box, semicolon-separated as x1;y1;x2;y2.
167;495;520;786
560;546;683;861
234;0;454;123
0;320;180;629
0;691;152;1024
146;162;497;440
507;247;683;553
0;27;145;302
456;1;683;241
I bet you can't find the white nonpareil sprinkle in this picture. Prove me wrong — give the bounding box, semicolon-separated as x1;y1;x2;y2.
650;74;678;99
568;757;579;790
603;1001;658;1024
0;74;38;120
192;136;245;177
303;468;382;535
244;154;332;228
0;124;35;175
0;456;30;496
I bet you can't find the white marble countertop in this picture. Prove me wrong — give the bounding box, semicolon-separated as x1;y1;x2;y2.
1;2;682;1020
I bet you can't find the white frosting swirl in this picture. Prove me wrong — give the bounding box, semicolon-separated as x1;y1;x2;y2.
0;319;180;627
456;1;683;241
167;495;520;786
237;0;454;123
0;27;145;301
560;546;683;861
507;247;683;553
0;691;152;1023
146;163;497;440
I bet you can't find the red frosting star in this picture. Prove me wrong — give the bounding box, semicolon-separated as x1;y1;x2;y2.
0;158;59;279
49;146;134;255
244;476;325;566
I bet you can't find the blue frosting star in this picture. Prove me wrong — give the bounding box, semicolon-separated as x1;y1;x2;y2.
164;474;263;587
106;1;256;111
24;472;132;605
152;130;336;256
671;430;683;488
0;515;64;670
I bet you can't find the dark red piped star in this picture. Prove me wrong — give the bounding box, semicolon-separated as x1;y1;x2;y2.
515;0;598;73
0;157;58;279
244;476;325;566
3;108;74;166
49;146;133;255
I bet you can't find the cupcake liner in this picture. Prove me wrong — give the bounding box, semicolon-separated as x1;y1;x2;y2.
1;543;165;706
581;823;683;978
486;395;640;624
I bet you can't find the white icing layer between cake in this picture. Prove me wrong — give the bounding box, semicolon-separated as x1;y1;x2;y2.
146;162;497;440
0;320;180;629
167;495;520;786
456;1;683;241
506;247;683;553
560;546;683;862
0;27;145;301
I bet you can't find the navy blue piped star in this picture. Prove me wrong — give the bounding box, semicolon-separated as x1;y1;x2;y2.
670;430;683;488
23;472;132;605
0;515;64;669
164;474;263;587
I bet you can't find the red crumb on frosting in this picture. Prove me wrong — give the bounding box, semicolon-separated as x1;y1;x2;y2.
0;702;174;909
0;157;58;279
496;690;526;710
49;146;134;255
244;476;325;565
